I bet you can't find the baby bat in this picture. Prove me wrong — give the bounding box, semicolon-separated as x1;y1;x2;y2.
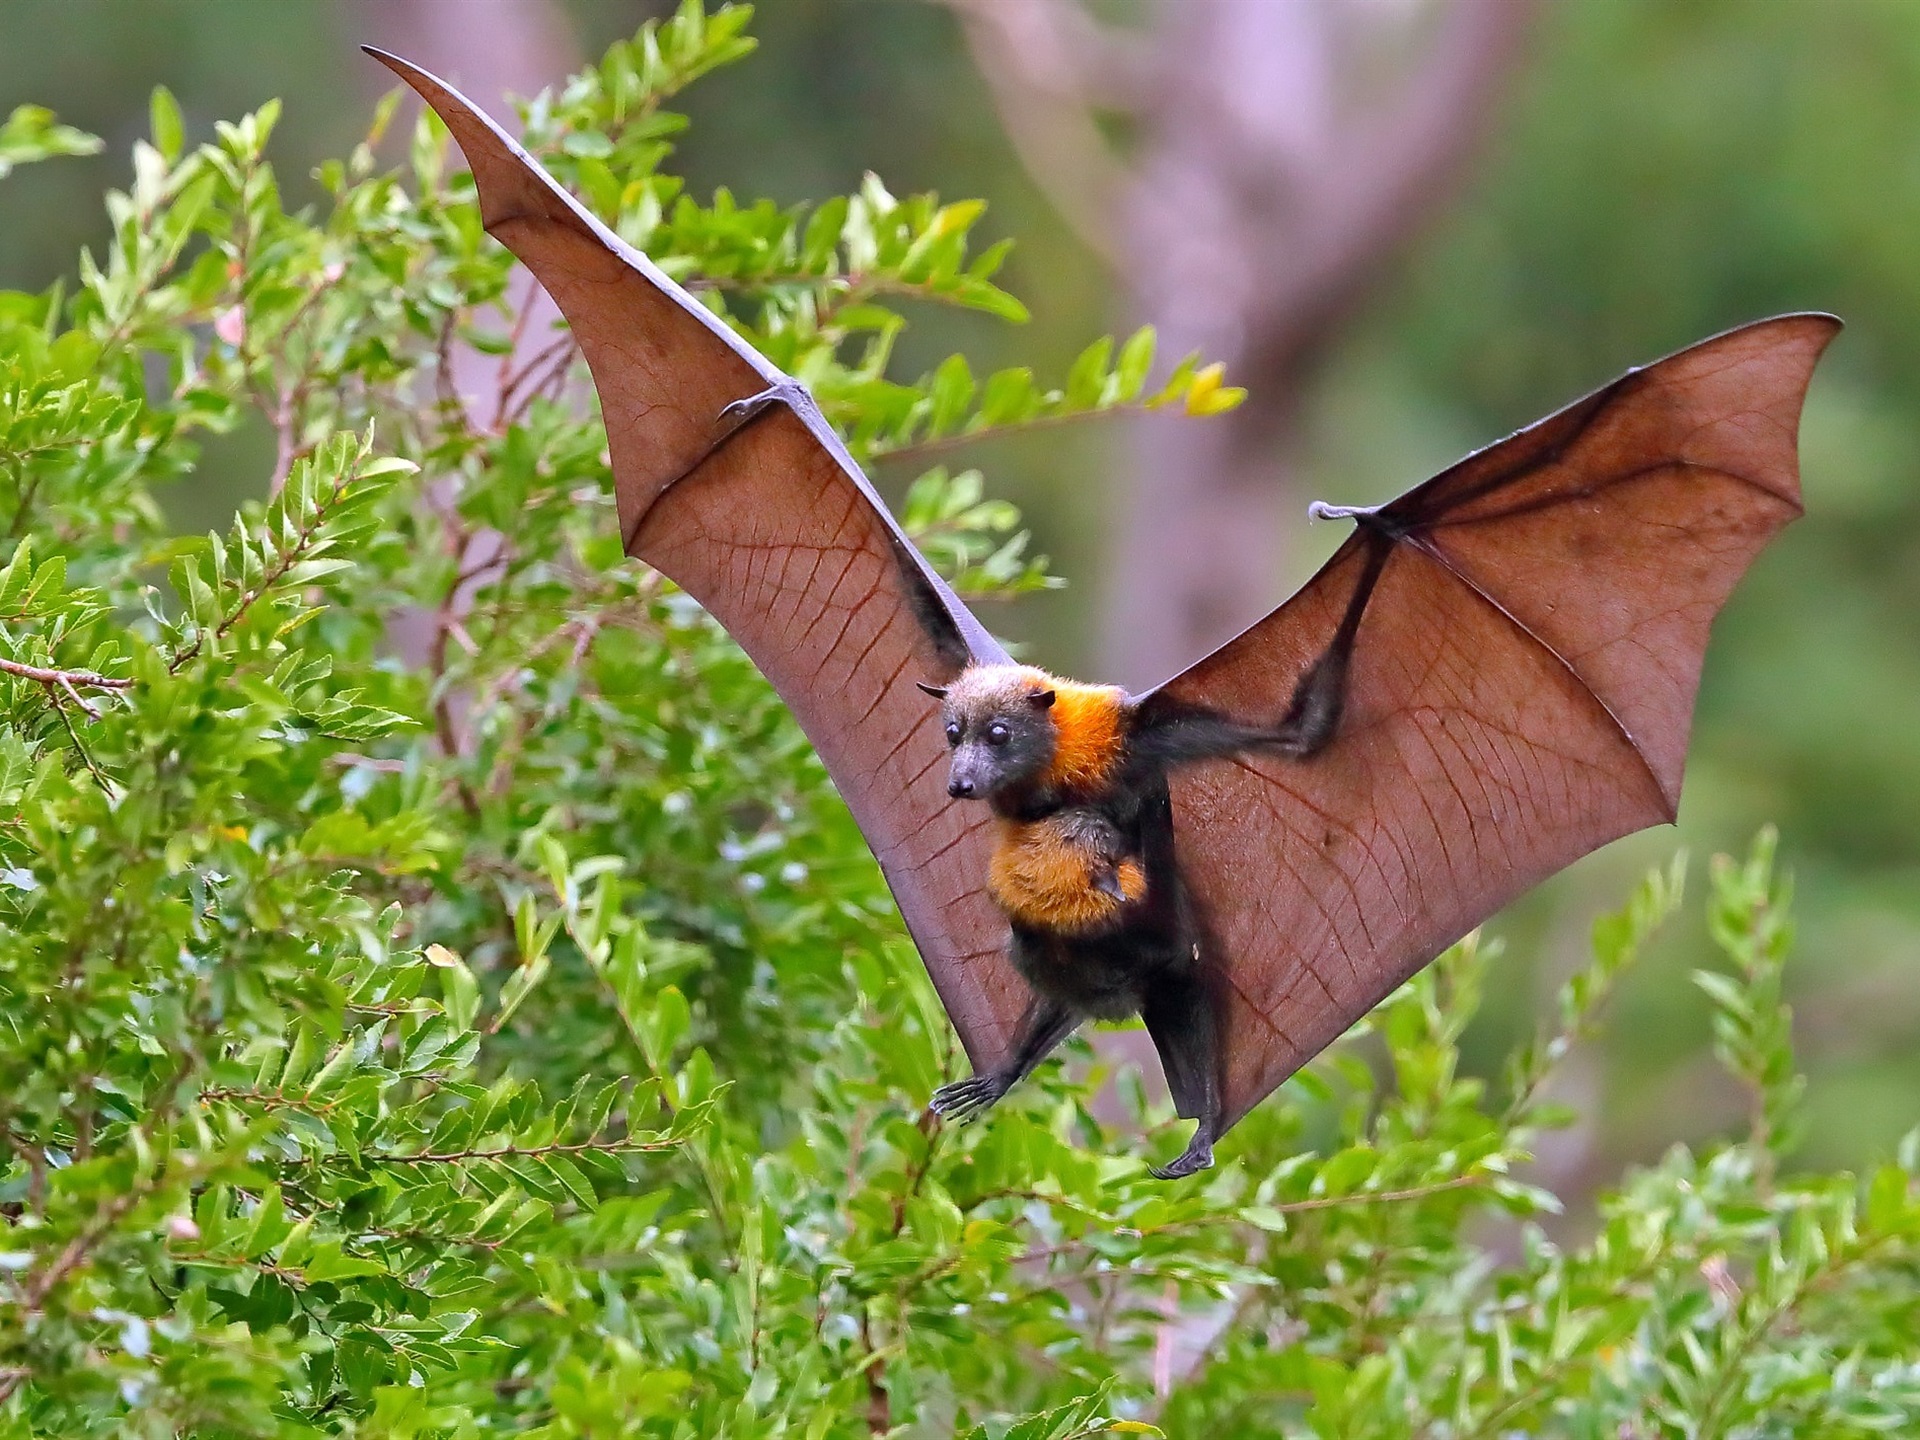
367;48;1838;1178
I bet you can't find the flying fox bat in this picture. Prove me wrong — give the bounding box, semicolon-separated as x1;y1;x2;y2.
368;48;1839;1179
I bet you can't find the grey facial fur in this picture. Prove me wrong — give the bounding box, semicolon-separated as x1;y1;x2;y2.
926;665;1059;802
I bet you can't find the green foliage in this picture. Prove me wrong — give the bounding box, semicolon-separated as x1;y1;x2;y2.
0;106;99;181
0;5;1914;1436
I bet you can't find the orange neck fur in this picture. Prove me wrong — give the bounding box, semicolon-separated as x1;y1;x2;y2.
1041;679;1128;795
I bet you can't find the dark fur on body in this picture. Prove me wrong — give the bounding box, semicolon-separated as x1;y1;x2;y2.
918;663;1337;1179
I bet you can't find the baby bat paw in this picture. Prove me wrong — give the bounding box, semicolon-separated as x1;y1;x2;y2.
1149;1137;1215;1181
929;1074;1007;1124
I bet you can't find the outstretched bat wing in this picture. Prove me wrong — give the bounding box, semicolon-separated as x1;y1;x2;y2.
367;50;1029;1069
1142;315;1839;1131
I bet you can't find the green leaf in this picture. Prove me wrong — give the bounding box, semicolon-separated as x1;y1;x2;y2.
1065;336;1112;409
494;953;551;1033
243;1186;291;1260
1113;326;1155;400
302;1242;387;1283
150;86;185;163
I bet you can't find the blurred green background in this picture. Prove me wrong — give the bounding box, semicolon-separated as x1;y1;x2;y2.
3;0;1915;1194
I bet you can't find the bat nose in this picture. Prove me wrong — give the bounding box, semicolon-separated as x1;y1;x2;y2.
948;778;975;798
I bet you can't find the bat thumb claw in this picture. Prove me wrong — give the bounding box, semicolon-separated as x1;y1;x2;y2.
1308;500;1374;522
721;379;808;425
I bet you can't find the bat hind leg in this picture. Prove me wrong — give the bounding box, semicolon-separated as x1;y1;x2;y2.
1150;1130;1216;1181
929;998;1077;1125
1141;968;1223;1182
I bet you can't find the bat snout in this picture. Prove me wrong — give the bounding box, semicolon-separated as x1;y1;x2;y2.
946;748;995;800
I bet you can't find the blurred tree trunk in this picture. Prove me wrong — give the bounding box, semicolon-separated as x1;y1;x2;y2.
347;0;580;706
350;0;579;416
948;0;1537;688
351;0;579;124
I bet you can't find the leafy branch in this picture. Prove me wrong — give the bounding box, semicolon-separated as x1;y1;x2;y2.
357;1136;679;1166
0;103;100;179
166;433;416;672
854;329;1244;465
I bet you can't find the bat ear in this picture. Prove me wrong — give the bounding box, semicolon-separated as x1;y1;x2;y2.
915;681;949;700
1029;689;1056;711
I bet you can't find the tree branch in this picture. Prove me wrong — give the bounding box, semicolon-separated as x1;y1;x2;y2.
355;1135;676;1165
21;1190;139;1311
0;654;133;715
1237;0;1541;384
940;0;1135;268
1105;0;1539;684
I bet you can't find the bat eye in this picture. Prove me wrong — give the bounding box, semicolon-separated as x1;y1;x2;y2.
944;722;962;746
986;721;1011;746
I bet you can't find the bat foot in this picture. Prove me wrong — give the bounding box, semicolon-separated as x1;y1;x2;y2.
1149;1135;1215;1181
929;1073;1008;1123
721;379;810;427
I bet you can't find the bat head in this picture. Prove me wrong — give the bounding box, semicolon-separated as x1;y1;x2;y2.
918;664;1061;803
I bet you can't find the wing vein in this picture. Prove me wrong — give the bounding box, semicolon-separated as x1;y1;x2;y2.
1400;537;1671;815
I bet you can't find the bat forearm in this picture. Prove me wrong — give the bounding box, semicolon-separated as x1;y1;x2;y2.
1130;710;1314;768
1130;638;1351;770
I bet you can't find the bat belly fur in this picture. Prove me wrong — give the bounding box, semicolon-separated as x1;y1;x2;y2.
988;811;1148;936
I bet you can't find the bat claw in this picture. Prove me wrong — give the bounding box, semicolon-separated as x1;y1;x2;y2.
929;1074;1007;1123
721;379;810;426
1149;1135;1215;1181
1307;499;1409;540
1308;500;1381;523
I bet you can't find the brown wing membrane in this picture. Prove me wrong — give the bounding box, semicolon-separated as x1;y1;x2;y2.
1148;314;1838;1131
367;49;1029;1069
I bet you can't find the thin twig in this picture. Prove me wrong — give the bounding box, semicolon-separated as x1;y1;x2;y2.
940;0;1134;268
50;695;114;796
0;655;133;694
354;1135;676;1165
998;1170;1491;1273
435;306;463;416
859;1310;892;1435
494;332;579;432
1262;1171;1487;1217
21;1188;140;1311
6;469;45;540
868;401;1154;466
256;277;336;495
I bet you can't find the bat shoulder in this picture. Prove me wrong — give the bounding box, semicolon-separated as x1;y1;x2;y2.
1036;678;1130;795
1119;693;1271;775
